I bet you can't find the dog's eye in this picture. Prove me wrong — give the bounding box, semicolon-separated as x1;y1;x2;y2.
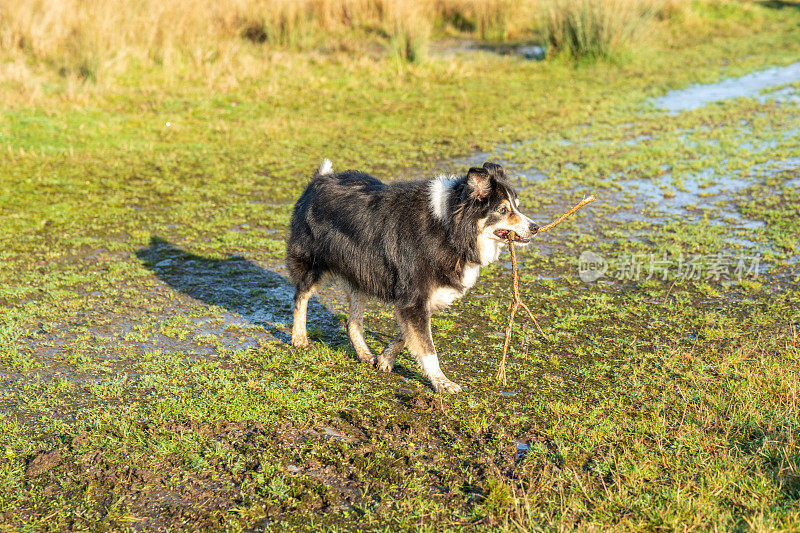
498;206;508;215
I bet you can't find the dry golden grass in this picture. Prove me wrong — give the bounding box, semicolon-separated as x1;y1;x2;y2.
0;0;699;72
436;0;541;41
2;0;743;101
0;0;516;70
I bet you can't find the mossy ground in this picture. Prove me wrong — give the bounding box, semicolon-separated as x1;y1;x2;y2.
1;4;800;530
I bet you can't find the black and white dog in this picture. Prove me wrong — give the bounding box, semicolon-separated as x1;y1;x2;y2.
287;160;538;393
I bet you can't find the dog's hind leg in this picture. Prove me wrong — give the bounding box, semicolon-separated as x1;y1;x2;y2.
397;307;461;394
291;280;319;348
377;324;404;372
288;244;322;348
346;290;374;364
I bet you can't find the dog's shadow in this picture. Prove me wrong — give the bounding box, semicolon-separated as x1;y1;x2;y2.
136;236;427;385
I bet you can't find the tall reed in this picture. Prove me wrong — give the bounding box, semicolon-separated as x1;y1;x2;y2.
542;0;667;60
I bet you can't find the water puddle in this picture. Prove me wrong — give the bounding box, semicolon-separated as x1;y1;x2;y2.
614;165;766;232
652;61;800;112
515;440;529;460
757;85;800;105
750;157;800;180
625;134;653;146
429;39;546;61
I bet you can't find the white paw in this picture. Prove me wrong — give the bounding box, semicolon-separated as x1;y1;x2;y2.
291;335;310;348
376;358;394;372
433;376;462;394
357;351;374;364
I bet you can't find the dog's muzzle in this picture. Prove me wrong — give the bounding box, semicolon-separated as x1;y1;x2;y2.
494;222;538;244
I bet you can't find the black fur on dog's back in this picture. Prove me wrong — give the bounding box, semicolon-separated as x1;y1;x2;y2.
287;164;513;309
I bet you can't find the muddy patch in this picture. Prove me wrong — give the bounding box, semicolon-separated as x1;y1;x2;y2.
10;414;553;530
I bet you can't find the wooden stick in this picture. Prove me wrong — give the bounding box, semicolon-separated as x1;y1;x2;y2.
496;239;545;386
536;195;595;233
496;195;596;386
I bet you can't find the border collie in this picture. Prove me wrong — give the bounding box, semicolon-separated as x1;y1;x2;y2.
287;160;538;393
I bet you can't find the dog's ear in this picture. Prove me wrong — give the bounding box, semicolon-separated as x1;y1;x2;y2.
466;167;491;200
482;162;506;181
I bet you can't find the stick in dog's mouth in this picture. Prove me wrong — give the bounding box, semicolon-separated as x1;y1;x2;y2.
496;195;596;387
494;229;530;243
493;196;595;244
534;195;596;234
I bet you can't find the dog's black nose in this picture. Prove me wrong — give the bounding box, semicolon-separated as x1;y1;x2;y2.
530;222;539;234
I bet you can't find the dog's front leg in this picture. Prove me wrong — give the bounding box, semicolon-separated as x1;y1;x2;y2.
397;307;461;394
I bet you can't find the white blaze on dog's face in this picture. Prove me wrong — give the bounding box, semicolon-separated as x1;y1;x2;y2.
476;188;538;266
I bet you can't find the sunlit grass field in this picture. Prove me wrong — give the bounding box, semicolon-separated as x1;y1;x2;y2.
1;0;800;530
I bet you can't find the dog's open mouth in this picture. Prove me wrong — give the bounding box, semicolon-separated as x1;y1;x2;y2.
494;230;530;243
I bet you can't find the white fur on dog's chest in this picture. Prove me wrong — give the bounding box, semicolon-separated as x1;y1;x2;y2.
429;263;480;311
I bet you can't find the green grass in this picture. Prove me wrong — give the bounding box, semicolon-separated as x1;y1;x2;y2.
1;2;800;530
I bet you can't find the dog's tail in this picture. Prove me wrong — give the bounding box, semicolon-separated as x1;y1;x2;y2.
314;158;333;177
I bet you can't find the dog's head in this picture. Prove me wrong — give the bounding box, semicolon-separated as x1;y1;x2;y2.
465;162;538;244
436;162;538;266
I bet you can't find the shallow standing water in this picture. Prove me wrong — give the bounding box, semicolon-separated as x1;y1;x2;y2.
652;61;800;112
